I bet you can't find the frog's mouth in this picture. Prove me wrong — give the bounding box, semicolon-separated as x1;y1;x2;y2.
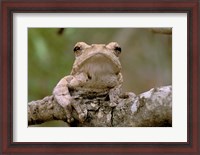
72;52;121;75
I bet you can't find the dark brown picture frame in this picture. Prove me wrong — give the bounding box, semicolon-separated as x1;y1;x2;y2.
0;0;199;154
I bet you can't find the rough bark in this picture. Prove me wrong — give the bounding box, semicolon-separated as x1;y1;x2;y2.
28;85;172;127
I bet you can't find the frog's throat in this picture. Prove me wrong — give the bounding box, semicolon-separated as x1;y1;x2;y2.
71;52;121;75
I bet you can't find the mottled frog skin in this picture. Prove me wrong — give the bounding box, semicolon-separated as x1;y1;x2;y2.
53;42;123;123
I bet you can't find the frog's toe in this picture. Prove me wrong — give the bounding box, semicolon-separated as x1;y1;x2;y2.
67;117;74;123
109;102;117;107
78;113;87;123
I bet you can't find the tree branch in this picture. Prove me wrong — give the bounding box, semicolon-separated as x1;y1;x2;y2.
28;85;172;127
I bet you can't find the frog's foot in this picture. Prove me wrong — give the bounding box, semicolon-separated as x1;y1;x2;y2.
54;95;74;123
71;97;87;123
64;106;74;123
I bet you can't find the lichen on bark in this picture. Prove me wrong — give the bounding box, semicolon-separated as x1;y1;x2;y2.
28;85;172;127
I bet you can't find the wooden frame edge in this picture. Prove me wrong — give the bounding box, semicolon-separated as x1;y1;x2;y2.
0;0;199;154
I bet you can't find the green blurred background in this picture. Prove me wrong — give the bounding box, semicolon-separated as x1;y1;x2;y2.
28;28;172;102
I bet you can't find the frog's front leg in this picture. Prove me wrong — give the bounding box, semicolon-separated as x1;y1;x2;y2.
53;76;74;123
69;73;88;122
109;85;122;107
53;73;88;123
108;73;123;107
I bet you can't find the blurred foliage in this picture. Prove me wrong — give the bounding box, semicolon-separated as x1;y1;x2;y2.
28;28;172;102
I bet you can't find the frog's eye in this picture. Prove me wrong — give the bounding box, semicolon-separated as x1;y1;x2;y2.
73;46;81;52
106;42;121;57
114;46;121;56
73;46;82;57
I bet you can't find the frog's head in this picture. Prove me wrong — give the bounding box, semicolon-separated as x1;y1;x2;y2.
71;42;122;76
